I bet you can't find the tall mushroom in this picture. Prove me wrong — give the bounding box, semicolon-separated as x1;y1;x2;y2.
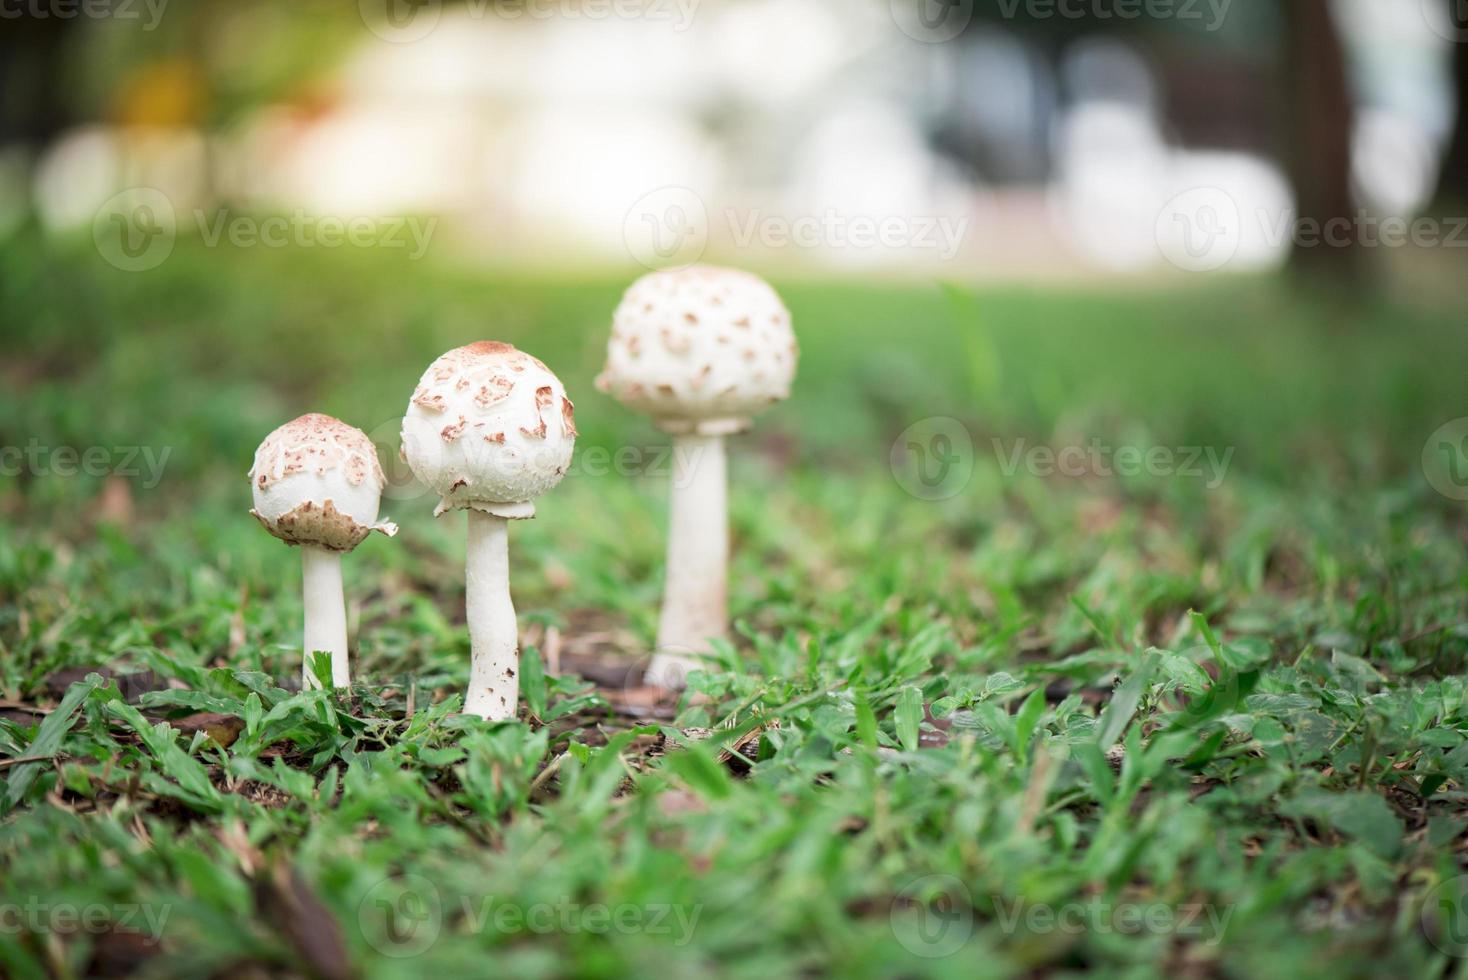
596;266;797;688
401;342;577;720
249;413;397;689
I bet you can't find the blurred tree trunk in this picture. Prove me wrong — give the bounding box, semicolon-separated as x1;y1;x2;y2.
0;16;73;149
1283;0;1362;281
1437;18;1468;209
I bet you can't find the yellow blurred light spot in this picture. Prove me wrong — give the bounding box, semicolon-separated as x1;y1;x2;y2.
113;59;206;129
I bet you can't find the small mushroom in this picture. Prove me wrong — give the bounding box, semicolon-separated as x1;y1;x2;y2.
596;266;797;688
401;342;576;720
249;414;397;689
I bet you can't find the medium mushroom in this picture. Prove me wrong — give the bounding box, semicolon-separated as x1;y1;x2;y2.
249;413;397;689
401;342;577;720
596;266;797;688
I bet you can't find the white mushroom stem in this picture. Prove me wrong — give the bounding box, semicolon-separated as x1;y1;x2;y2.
465;510;518;719
301;545;350;689
647;432;728;688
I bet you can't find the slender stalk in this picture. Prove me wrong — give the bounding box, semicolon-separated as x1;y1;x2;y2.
647;432;727;688
301;545;349;689
465;509;517;719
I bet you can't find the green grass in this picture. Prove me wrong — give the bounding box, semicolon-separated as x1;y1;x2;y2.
3;234;1468;978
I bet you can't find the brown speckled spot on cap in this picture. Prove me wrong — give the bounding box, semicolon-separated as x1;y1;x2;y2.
413;387;447;412
515;386;553;438
255;498;375;552
441;417;468;442
560;397;577;437
344;454;369;487
462;341;516;356
474;376;514;408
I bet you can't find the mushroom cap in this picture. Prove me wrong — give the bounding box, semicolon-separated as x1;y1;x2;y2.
401;342;577;519
249;413;397;552
596;266;797;434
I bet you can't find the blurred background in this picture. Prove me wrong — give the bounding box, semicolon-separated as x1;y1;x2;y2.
1;0;1464;280
2;0;1467;533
